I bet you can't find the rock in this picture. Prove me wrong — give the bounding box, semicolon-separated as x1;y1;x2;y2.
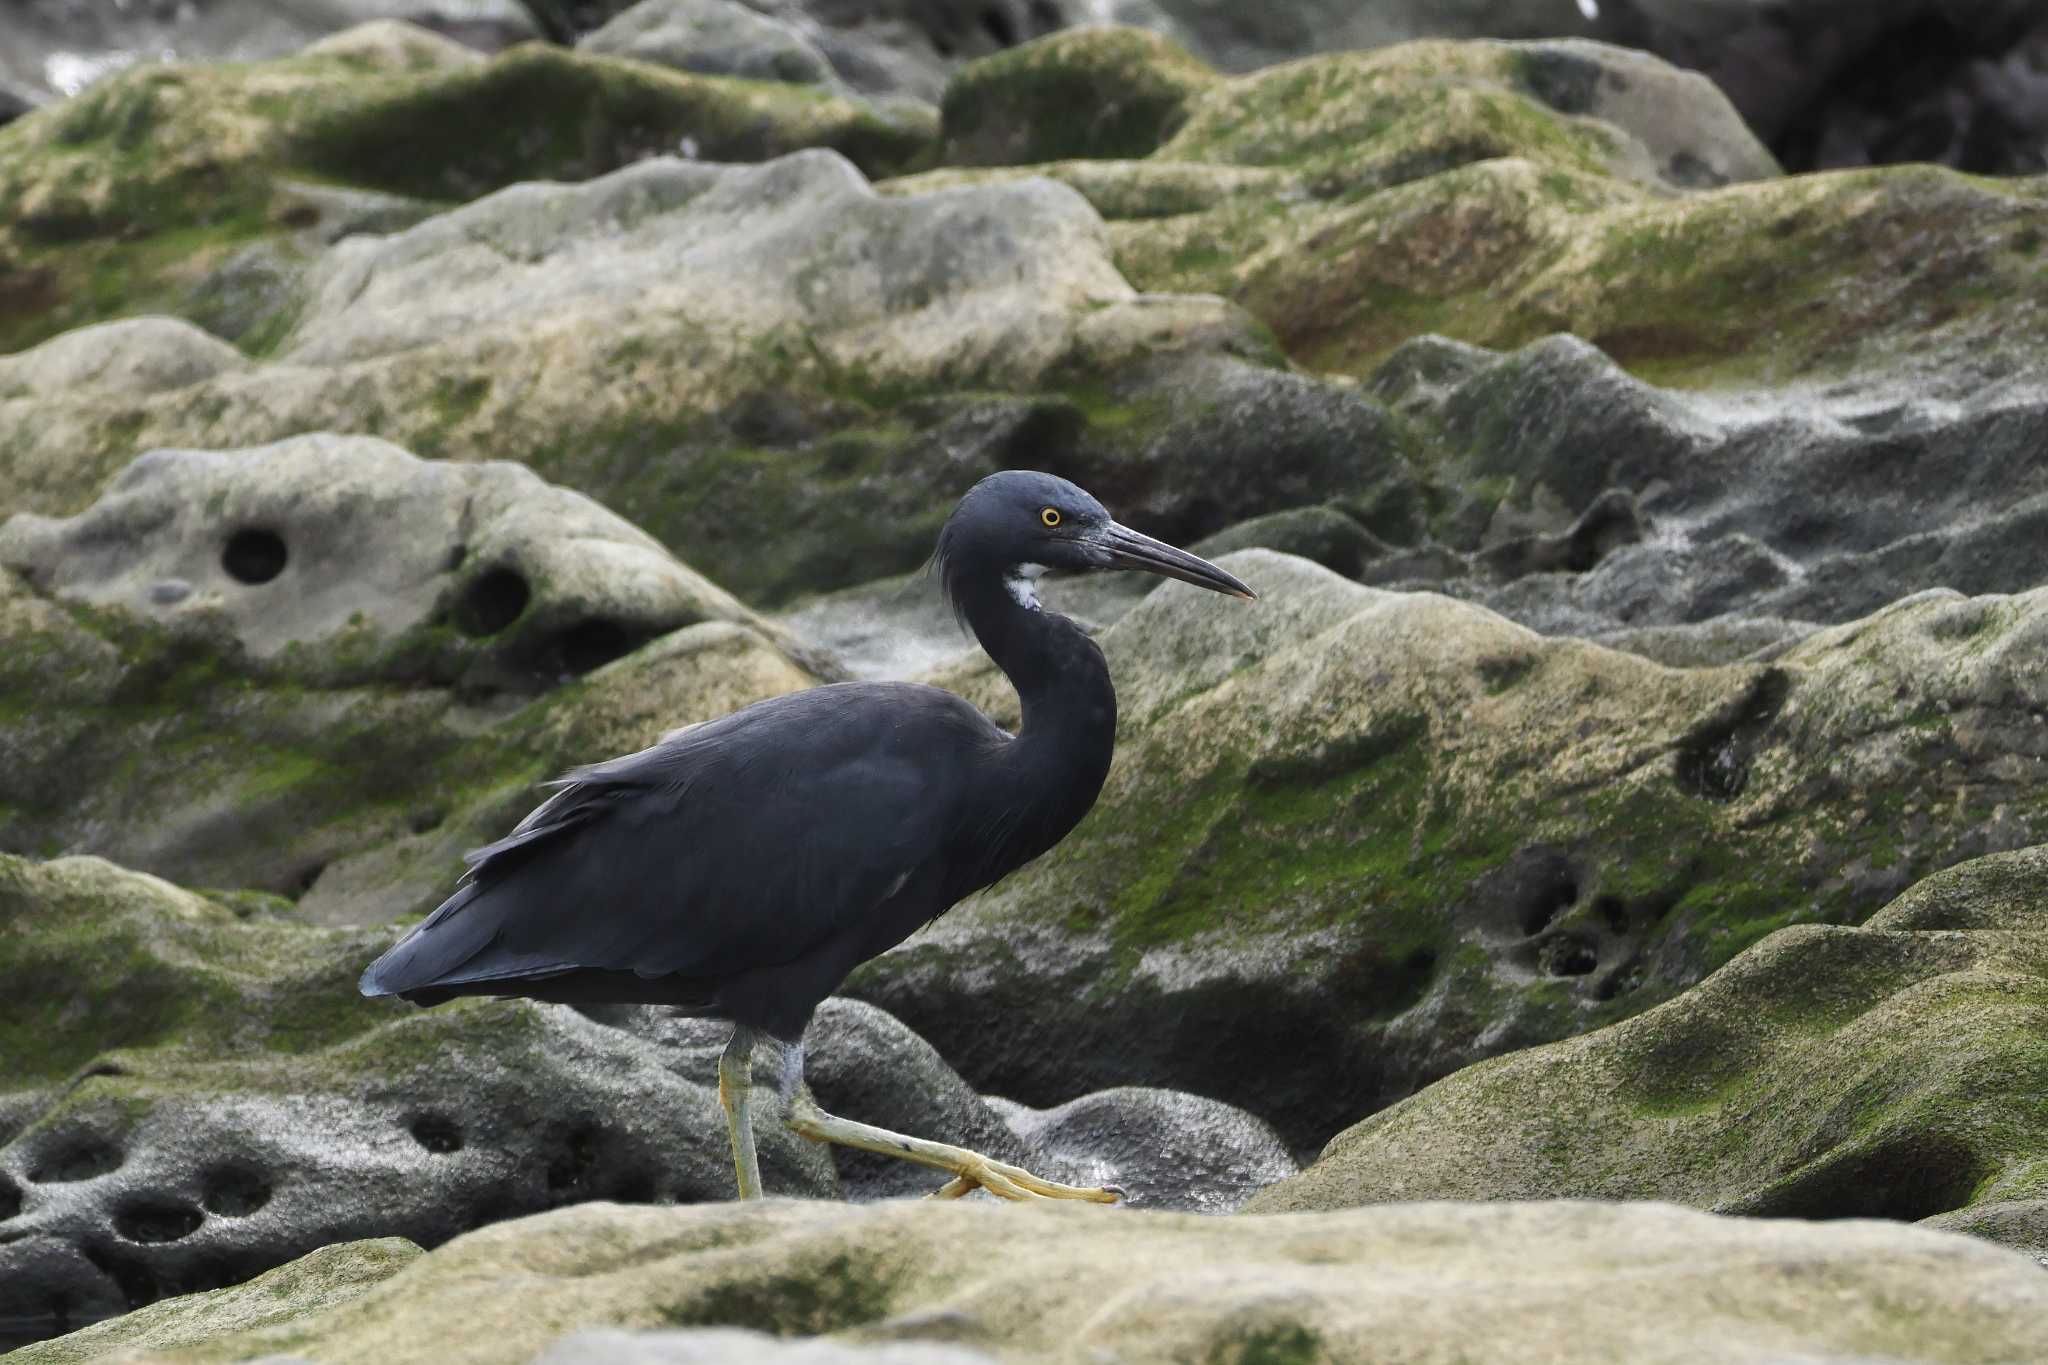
0;317;251;398
591;997;1293;1210
0;5;539;108
0;527;820;909
0;853;1298;1347
986;1087;1296;1214
578;0;838;86
1377;335;2048;641
540;1331;997;1365
3;143;1344;605
0;433;767;677
938;27;1218;167
18;1197;2048;1364
890;39;2044;392
1246;847;2048;1261
0;853;842;1346
850;552;2048;1150
0;33;932;357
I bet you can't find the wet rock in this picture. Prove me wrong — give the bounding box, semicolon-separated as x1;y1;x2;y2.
579;1;837;85
0;3;539;108
20;1197;2048;1364
1249;846;2048;1260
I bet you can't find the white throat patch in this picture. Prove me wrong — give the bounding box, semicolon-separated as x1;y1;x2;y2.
1006;562;1049;610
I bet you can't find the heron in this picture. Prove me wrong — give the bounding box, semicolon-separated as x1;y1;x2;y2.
360;470;1255;1201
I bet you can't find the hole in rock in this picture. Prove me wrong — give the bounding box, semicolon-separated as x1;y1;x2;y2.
551;619;634;677
112;1198;203;1244
1538;937;1599;977
0;1173;20;1219
75;1061;130;1082
409;1115;463;1154
446;543;468;572
200;1166;271;1217
1027;0;1061;33
546;1125;601;1194
408;807;446;836
82;1244;158;1309
1594;895;1630;936
291;863;326;897
455;567;530;638
979;6;1015;46
221;528;287;585
29;1138;122;1183
1675;670;1791;803
1747;1133;1991;1224
1520;873;1579;938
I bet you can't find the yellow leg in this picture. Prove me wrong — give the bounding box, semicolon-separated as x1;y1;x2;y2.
719;1027;764;1200
783;1093;1119;1204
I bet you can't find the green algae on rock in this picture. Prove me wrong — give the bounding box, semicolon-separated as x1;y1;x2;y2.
891;36;2047;388
0;25;932;355
16;1197;2048;1365
1246;846;2048;1262
0;539;820;916
938;26;1217;167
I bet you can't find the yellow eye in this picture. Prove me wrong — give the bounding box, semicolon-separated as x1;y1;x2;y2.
1041;507;1062;528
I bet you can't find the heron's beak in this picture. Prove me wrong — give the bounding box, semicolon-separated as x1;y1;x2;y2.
1099;522;1257;599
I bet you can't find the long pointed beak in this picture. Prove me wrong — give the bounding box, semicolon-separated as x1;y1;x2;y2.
1099;522;1257;599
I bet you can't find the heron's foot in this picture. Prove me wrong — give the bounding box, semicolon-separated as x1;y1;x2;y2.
783;1094;1119;1205
927;1154;1122;1203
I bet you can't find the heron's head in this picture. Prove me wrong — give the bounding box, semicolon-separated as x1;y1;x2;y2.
936;470;1255;614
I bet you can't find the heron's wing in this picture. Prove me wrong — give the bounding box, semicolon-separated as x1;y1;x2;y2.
361;685;982;998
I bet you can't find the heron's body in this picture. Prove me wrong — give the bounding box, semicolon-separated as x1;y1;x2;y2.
361;470;1250;1201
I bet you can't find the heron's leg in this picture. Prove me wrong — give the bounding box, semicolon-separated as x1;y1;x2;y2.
778;1071;1118;1205
718;1025;764;1201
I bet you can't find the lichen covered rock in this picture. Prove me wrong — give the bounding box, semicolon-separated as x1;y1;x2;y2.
1247;847;2048;1261
19;1197;2048;1365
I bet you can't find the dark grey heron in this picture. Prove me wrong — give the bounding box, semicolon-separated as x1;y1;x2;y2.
360;470;1255;1200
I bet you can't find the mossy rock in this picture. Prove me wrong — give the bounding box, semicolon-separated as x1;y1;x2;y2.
19;1198;2048;1365
0;35;933;354
0;555;817;914
888;39;2045;388
938;26;1218;167
1247;846;2048;1261
850;557;2048;1149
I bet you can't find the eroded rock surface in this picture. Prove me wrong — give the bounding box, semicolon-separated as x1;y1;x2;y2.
19;1197;2048;1365
1249;847;2048;1262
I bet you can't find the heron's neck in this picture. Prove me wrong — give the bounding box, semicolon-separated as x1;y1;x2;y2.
957;568;1117;833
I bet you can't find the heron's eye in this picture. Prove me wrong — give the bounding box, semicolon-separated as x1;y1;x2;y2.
1041;507;1062;528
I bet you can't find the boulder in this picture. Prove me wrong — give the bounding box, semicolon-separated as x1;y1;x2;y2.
938;27;1218;167
1247;847;2048;1262
850;552;2048;1150
17;1197;2048;1364
578;0;839;86
0;433;767;677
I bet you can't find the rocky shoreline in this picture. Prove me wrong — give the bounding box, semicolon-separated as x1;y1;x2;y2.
4;2;2047;1360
